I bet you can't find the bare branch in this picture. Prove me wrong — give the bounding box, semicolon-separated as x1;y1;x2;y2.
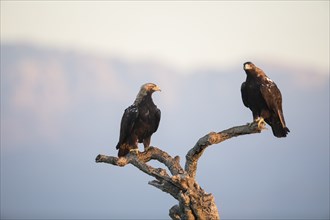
95;120;264;219
149;180;181;199
185;120;265;178
96;147;187;199
96;146;184;176
169;205;181;220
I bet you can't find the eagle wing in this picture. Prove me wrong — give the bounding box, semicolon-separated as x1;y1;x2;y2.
153;108;161;132
260;81;283;120
240;82;249;108
116;104;139;149
260;81;289;137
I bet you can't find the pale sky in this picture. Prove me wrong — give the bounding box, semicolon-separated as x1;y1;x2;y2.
1;1;330;219
1;1;329;71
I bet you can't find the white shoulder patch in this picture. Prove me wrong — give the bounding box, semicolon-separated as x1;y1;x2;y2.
266;77;274;83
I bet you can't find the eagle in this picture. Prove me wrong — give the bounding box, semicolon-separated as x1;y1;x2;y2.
241;62;290;137
116;83;161;157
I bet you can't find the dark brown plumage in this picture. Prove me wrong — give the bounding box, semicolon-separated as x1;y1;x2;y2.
241;62;290;137
116;83;161;157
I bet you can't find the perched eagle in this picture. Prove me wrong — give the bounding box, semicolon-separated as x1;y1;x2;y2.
241;62;290;137
116;83;161;157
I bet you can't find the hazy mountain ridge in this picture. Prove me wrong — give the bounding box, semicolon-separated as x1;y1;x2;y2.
2;43;327;115
2;43;327;143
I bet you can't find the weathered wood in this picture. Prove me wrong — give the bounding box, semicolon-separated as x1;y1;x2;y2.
95;120;265;219
96;146;184;175
185;120;265;179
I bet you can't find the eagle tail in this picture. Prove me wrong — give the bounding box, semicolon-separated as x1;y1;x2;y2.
270;116;290;138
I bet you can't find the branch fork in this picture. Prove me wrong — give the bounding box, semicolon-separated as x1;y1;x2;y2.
96;121;264;220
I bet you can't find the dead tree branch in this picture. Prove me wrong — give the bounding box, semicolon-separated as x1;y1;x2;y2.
95;120;264;220
185;120;264;179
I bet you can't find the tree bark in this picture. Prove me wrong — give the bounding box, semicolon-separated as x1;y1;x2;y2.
95;120;265;220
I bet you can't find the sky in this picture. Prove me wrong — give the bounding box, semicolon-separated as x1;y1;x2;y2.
1;1;329;219
1;1;329;72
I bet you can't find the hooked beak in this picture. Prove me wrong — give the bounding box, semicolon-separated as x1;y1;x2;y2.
153;85;161;92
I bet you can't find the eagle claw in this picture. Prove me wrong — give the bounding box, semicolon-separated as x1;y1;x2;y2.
129;149;139;155
255;117;266;130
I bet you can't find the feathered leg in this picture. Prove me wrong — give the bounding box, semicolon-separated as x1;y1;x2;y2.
129;138;139;155
143;137;151;152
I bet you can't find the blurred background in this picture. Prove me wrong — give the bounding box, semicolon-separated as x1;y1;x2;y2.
1;1;329;219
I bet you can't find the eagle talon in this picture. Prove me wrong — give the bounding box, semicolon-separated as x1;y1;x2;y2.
129;149;139;155
256;117;266;130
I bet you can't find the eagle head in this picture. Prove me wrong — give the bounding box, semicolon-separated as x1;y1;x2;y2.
141;83;161;93
135;83;161;104
243;62;255;70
